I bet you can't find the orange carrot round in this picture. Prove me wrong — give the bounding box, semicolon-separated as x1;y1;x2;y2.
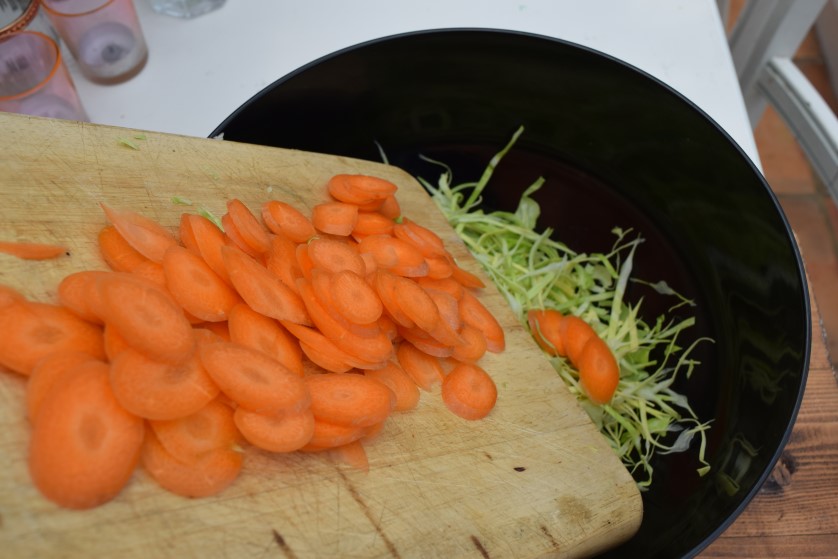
28;361;145;509
57;270;108;324
329;269;384;325
163;245;242;322
326;174;397;207
527;309;565;356
0;240;68;260
305;373;394;427
226;199;271;254
451;324;488;363
186;214;234;286
262;200;316;243
358;235;429;277
577;336;620;405
396;341;445;391
98;225;150;273
234;406;315;453
26;351;98;422
311;201;359;236
306;236;366;276
227;303;304;377
150;398;240;461
458;290;505;353
441;362;498;420
100;203;178;264
560;315;598;365
364;361;420;411
352;211;395;238
307;418;368;449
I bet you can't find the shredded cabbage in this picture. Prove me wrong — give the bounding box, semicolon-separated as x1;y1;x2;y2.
419;127;712;488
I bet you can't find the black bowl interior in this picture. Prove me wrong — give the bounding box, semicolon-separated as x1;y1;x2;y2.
212;29;811;558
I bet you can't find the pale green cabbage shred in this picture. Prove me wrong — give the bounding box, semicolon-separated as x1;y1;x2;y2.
418;127;712;489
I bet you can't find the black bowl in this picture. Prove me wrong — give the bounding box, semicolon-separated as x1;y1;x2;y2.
212;29;811;558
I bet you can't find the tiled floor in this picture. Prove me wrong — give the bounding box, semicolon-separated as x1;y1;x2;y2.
755;30;838;365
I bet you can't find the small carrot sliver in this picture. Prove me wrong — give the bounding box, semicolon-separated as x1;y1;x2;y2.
110;347;220;421
364;361;420;411
234;406;315;453
226;199;271;254
227;303;304;377
163;245;242;322
311;201;359;236
199;340;310;414
141;429;242;499
305;373;394;427
0;240;68;260
577;336;620;405
396;341;445;391
28;361;144;509
96;273;195;364
441;362;498;420
98;225;150;273
100;203;178;264
527;309;566;357
26;351;98;422
262;200;316;243
222;245;311;326
150;398;240;461
458;290;505;353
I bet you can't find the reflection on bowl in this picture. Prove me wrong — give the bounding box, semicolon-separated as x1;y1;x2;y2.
212;29;811;558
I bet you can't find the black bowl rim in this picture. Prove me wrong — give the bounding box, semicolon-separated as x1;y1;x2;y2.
212;27;813;558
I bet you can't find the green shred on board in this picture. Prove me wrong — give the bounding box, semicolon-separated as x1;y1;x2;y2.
418;126;713;488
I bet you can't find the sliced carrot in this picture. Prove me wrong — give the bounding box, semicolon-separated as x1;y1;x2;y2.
0;240;68;260
305;373;394;427
396;341;445;391
449;258;486;289
311;201;359;236
262;200;316;243
199;340;310;413
110;347;220;421
458;290;505;353
527;309;566;357
227;303;304;376
328;269;383;325
372;270;415;328
295;242;315;280
221;245;311;325
141;429;242;499
234;406;315;453
0;299;104;376
309;270;382;338
195;320;231;342
150;398;239;460
298;340;354;373
26;351;98;421
424;254;455;279
393;218;447;258
424;288;465;347
397;326;454;358
307;418;368;449
222;212;263;259
226;199;271;254
441;362;498;420
306;236;366;276
416;276;464;300
103;323;131;360
163;245;241;322
0;284;23;309
377;195;401;220
358;235;429;277
577;336;620;405
57;270;108;324
187;214;233;286
98;225;150;273
329;440;369;472
378;314;399;341
451;324;488;363
353;211;395;238
130;259;167;287
96;273;195;364
28;360;144;509
100;203;178;264
265;232;304;292
179;213;200;254
390;275;440;334
326;174;397;207
364;361;420;411
560;315;598;365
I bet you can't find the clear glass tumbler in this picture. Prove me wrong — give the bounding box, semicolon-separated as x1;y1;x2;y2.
149;0;225;19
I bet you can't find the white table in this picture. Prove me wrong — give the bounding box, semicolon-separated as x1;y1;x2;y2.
64;0;761;169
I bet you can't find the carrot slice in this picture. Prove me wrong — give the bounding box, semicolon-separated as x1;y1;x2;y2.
96;273;195;364
194;320;231;342
577;336;620;405
0;240;68;260
295;242;315;280
226;199;271;254
372;270;415;329
141;429;242;498
179;213;199;254
103;323;131;360
307;417;368;449
26;351;98;422
396;341;445;391
397;326;455;358
57;270;108;324
0;284;24;309
222;212;263;259
329;440;369;472
150;399;239;460
222;245;311;325
425;288;465;347
187;214;233;286
163;245;242;322
305;373;394;427
100;203;178;263
234;406;315;453
98;225;150;273
110;347;220;421
262;200;316;243
451;324;488;363
353;211;395;239
441;362;498;420
311;201;359;236
458;290;505;353
416;276;464;300
0;299;105;376
390;275;441;334
527;309;566;357
130;259;168;287
265;232;304;291
393;218;447;258
326;174;397;207
449;260;486;289
364;361;420;411
329;269;384;325
298;340;354;373
377;195;401;220
306;237;366;276
227;303;304;376
358;235;429;277
560;315;599;365
424;254;455;279
199;340;310;413
28;361;144;509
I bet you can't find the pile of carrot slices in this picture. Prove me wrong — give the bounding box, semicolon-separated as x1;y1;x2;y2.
0;173;505;510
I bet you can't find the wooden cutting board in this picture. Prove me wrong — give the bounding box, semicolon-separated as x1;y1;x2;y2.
0;112;641;558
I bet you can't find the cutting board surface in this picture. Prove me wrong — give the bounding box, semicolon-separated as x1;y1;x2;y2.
0;113;641;558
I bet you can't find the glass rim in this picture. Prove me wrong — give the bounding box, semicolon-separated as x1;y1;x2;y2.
0;30;64;102
41;0;119;18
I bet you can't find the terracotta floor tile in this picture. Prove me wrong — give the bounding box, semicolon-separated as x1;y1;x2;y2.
777;195;838;266
796;60;838;114
755;108;817;194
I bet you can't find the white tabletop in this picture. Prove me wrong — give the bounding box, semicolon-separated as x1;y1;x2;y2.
65;0;761;168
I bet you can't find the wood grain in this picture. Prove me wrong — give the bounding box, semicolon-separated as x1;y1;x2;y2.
0;113;641;559
700;288;838;557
